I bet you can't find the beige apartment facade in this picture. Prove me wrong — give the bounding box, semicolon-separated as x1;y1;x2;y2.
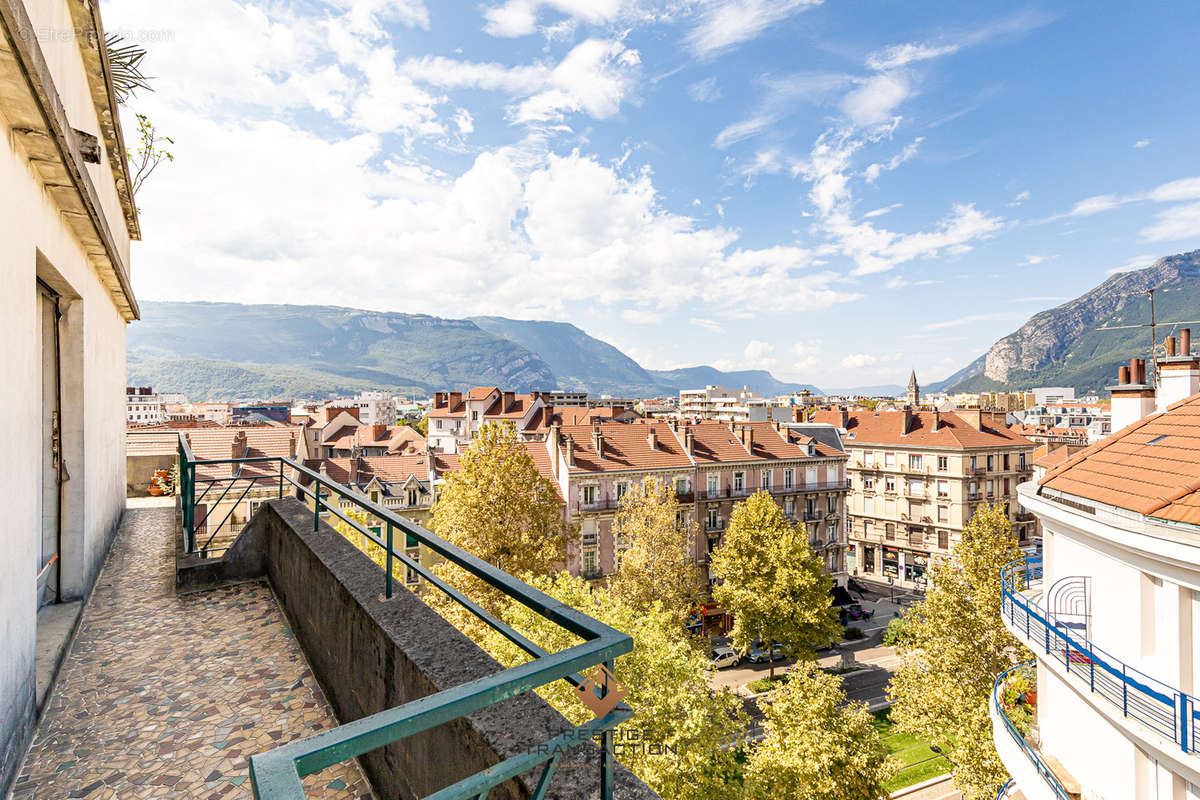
815;408;1034;590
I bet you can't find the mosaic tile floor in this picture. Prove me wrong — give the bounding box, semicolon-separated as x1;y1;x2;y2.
13;506;375;799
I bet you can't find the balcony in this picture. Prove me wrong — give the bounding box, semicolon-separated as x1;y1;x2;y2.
1002;556;1200;767
991;661;1076;800
576;495;621;512
18;435;654;800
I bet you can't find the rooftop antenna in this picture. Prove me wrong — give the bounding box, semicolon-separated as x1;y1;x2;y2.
1096;287;1200;386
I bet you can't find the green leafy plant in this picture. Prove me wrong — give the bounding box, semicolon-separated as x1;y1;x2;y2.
882;616;910;647
127;114;174;198
105;33;152;105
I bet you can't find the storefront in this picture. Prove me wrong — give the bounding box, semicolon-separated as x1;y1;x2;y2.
882;546;900;579
862;544;876;574
906;551;930;588
844;545;857;573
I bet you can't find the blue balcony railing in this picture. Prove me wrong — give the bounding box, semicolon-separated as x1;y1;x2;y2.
1002;555;1200;756
177;434;634;800
992;661;1070;800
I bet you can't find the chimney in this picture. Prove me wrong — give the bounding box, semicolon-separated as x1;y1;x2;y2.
900;407;913;435
591;425;604;459
1118;366;1130;384
959;408;983;431
288;431;297;459
1110;360;1157;430
1156;334;1200;412
349;455;359;484
502;390;515;410
647;428;658;450
232;430;247;459
1182;328;1192;355
684;427;694;455
932;409;940;431
448;391;463;408
434;392;447;409
838;408;849;429
612;405;624;418
566;436;576;467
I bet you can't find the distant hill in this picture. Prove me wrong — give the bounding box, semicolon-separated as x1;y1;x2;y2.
941;249;1200;394
128;302;824;400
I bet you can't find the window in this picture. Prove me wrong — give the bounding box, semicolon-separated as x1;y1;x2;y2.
907;478;923;497
987;455;995;471
1003;453;1011;470
936;479;949;497
407;488;418;506
805;466;818;485
827;521;838;542
471;410;479;422
970;455;978;471
937;505;949;523
582;485;597;506
908;454;923;470
864;475;875;489
733;472;745;493
885;476;896;492
884;452;896;467
370;490;379;504
581;520;598;546
616;481;628;501
676;477;689;495
707;508;719;529
863;520;873;539
938;530;949;549
937;456;948;471
864;451;875;467
986;479;995;497
406;532;419;548
825;465;837;484
828;495;837;513
761;470;771;490
582;549;598;576
864;496;875;514
706;473;719;495
784;498;795;517
884;498;896;516
807;498;817;516
784;468;794;489
885;523;895;540
1003;477;1011;495
1019;453;1027;470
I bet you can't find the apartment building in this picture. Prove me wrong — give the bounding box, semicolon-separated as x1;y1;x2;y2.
678;385;771;422
994;338;1200;800
814;407;1035;590
539;420;849;628
125;386;166;426
332;390;397;426
2;0;141;786
426;387;547;452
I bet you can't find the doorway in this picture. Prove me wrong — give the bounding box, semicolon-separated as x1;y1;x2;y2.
37;282;63;608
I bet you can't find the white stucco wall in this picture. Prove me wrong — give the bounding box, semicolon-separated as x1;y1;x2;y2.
0;0;134;788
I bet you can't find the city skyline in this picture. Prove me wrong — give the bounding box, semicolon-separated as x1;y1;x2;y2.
108;0;1200;387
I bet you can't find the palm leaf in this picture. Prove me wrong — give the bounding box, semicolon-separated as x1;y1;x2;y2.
105;33;153;104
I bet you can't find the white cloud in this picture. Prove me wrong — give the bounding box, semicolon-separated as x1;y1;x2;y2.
481;0;630;37
1048;176;1200;222
1105;254;1156;275
840;73;910;126
865;41;960;71
1139;202;1200;243
921;312;1023;331
1007;189;1031;207
1063;193;1122;218
743;340;776;368
401;55;550;93
1023;255;1045;266
512;39;641;123
621;308;660;324
1134;139;1151;148
840;352;901;369
714;115;777;149
863;203;902;218
863;138;922;183
792;341;820;371
687;76;721;102
685;0;823;59
689;317;723;333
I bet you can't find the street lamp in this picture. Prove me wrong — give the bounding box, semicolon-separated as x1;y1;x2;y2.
929;745;957;769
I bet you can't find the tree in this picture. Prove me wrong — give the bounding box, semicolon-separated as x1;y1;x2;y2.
745;661;894;800
887;503;1031;799
432;421;567;578
127;114;174;198
605;477;702;625
408;415;429;437
479;573;749;800
709;491;841;679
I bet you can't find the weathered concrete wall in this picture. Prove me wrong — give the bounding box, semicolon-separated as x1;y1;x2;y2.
126;453;177;498
222;499;656;800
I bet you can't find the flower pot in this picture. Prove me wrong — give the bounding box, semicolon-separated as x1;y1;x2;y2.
154;469;169;478
1024;691;1037;706
148;485;164;496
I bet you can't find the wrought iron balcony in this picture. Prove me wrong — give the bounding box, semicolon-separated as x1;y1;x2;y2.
992;661;1072;800
177;434;635;800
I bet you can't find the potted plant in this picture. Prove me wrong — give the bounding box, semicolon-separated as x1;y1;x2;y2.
150;473;171;496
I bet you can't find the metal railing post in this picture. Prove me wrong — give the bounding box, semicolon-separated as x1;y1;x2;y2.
1122;664;1128;716
385;522;394;599
278;459;284;500
600;659;614;800
314;478;321;532
1180;694;1190;753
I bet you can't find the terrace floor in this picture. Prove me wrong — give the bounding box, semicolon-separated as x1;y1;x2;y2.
13;504;374;799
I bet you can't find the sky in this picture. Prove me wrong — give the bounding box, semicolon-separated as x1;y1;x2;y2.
105;0;1200;391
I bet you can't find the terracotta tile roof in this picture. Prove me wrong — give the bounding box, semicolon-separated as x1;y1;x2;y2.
812;409;1032;449
561;423;693;473
1039;393;1200;524
126;431;181;455
1032;444;1084;469
469;386;500;400
184;427;301;485
685;422;758;464
483;394;535;419
428;401;467;419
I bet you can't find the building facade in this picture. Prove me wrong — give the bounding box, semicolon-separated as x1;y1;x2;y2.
125;386;166;426
815;408;1035;589
678;385;771;422
994;340;1200;800
2;0;141;789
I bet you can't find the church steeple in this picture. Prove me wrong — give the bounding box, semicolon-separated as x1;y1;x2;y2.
907;370;920;407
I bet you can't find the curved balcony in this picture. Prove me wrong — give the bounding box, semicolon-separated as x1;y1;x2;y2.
1002;556;1200;758
991;661;1072;800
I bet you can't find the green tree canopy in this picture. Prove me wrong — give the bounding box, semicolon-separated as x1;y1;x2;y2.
745;661;894;800
606;477;702;625
887;503;1031;799
709;491;841;678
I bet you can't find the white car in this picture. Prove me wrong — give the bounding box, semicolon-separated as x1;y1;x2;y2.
709;646;741;670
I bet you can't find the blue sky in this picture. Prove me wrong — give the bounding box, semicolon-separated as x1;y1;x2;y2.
106;0;1200;390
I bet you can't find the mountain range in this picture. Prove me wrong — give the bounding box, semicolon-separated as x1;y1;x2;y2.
127;301;822;400
936;249;1200;394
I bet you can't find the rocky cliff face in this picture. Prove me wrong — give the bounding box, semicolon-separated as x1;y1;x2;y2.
944;250;1200;393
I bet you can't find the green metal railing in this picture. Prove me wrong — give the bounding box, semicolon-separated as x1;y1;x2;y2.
176;434;635;800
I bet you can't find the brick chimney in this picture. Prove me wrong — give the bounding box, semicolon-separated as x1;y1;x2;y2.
288;431;297;459
931;409;940;431
1157;330;1200;412
592;425;604;459
1110;358;1156;430
958;408;983;431
900;407;913;435
647;428;658;450
502;390;515;410
566;435;576;467
434;392;448;409
684;427;694;456
349;454;359;484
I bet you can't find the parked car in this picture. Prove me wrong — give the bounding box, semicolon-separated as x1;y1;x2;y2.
748;642;786;664
709;646;741;670
841;602;874;622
